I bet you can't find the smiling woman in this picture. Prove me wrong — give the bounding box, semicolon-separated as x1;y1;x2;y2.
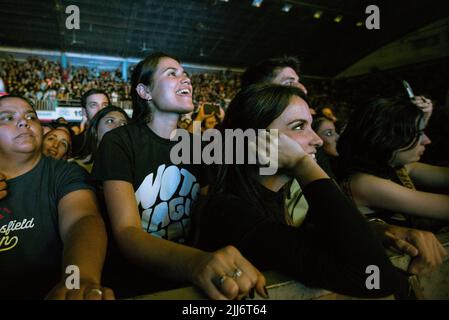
92;52;267;300
42;128;71;160
195;83;401;298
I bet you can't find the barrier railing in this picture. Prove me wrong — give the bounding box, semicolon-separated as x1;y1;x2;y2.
32;99;133;111
131;232;449;300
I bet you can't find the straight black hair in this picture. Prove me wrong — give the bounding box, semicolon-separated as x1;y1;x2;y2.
77;105;130;162
337;97;424;180
209;83;309;223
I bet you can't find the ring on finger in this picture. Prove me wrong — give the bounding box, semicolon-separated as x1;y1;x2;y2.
89;288;103;296
218;274;227;286
231;268;243;279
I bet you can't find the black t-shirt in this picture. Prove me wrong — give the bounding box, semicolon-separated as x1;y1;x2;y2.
71;130;86;157
92;122;207;297
92;122;205;243
197;179;401;298
0;156;94;299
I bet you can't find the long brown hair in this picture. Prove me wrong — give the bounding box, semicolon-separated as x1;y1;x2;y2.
209;83;309;224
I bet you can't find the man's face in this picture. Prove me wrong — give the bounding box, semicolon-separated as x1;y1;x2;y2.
271;67;308;95
84;93;109;121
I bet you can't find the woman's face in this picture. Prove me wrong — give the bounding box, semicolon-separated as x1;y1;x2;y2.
390;119;431;167
148;57;194;114
316;119;339;157
42;129;70;160
0;97;42;157
97;111;128;144
267;95;323;158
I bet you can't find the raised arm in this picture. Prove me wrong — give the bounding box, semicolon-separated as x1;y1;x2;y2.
406;162;449;190
103;180;267;300
350;173;449;220
412;96;433;125
46;189;114;300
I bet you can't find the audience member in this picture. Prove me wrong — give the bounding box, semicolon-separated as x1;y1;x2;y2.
0;95;113;299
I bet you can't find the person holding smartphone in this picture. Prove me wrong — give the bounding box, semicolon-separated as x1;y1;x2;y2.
336;95;448;273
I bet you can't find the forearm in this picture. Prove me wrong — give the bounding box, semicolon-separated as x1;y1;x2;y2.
116;226;204;283
62;214;107;284
303;180;398;273
434;167;449;189
301;181;399;296
304;180;381;250
292;155;329;188
408;163;449;190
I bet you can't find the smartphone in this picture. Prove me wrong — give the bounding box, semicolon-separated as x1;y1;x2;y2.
203;103;219;115
402;80;415;99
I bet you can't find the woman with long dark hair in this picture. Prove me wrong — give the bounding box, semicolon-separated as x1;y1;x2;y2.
337;97;449;224
74;105;129;173
196;84;401;298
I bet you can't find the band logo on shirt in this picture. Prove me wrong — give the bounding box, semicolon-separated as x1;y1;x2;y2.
135;164;200;242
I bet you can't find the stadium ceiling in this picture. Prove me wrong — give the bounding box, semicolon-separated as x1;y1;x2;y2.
0;0;447;77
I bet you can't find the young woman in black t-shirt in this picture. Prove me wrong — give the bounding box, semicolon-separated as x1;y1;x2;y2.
93;53;267;300
196;84;402;298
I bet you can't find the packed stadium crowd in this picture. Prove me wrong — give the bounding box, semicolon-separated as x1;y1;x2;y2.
1;52;448;301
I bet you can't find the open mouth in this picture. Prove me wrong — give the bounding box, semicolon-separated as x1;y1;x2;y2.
15;133;34;139
176;88;192;96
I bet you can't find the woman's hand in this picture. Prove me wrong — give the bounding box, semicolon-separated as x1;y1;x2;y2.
251;131;307;171
194;104;208;122
187;246;268;300
411;96;433;125
372;222;447;275
276;133;308;170
46;279;115;300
